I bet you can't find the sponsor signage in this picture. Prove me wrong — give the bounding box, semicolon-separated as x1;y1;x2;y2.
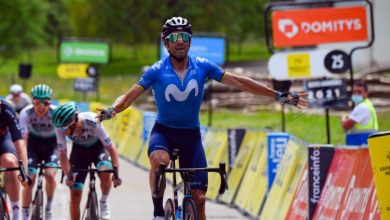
267;132;289;190
272;6;368;47
227;128;246;168
268;50;334;80
308;146;335;220
59;40;110;64
73;78;96;92
160;36;226;65
57;63;97;79
368;131;390;220
305;78;348;109
324;50;350;74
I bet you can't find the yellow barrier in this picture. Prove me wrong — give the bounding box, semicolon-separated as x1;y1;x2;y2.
117;108;143;160
205;129;228;200
233;131;266;212
259;138;307;220
218;130;258;204
368;131;390;220
245;146;268;217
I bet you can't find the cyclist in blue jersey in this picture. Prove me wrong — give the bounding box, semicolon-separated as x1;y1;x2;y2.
0;100;30;220
19;84;58;220
98;16;307;220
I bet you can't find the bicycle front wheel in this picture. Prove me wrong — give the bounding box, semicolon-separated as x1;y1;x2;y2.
164;198;176;220
0;194;10;220
182;197;198;220
87;191;99;220
31;189;44;220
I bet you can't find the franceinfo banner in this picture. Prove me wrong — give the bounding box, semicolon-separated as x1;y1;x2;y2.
267;132;289;191
308;145;335;220
160;36;226;65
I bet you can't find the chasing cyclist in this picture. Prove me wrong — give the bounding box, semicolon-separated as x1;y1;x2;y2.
98;16;307;220
19;84;58;220
52;102;121;220
0;100;30;220
5;84;32;114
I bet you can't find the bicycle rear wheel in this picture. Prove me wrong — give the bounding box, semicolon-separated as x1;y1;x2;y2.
182;197;198;220
86;191;99;220
31;189;44;220
164;198;176;220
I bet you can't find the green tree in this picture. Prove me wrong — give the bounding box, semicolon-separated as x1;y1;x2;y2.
0;0;48;63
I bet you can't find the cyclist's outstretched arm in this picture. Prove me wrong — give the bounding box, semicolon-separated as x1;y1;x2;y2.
112;84;145;113
221;71;308;108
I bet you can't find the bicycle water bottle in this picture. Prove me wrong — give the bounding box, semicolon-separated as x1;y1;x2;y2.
176;206;182;220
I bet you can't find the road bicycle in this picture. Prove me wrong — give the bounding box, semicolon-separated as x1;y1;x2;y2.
0;161;30;219
69;166;120;220
155;150;228;220
30;162;61;220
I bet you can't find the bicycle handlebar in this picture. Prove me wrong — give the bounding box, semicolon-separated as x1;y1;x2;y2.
0;160;33;186
67;166;121;187
155;163;229;195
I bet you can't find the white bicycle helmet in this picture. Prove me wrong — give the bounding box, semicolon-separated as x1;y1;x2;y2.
10;84;23;94
161;16;192;39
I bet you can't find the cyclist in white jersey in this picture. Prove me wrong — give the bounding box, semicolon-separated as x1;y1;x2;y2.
6;84;32;114
19;84;58;220
52;102;121;220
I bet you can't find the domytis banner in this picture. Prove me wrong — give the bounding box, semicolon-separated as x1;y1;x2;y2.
272;6;368;47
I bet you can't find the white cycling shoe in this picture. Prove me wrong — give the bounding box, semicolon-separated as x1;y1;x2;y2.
45;209;53;220
100;201;111;220
153;216;165;220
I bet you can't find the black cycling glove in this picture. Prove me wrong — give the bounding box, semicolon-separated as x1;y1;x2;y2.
99;107;116;121
276;92;300;106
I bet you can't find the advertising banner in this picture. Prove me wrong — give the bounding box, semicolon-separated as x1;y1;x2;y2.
219;131;257;204
205;130;228;200
272;6;368;47
59;40;110;64
308;145;335;219
260;138;306;220
337;149;375;220
142;111;157;145
368;131;390;220
285;165;308;220
267;132;289;190
233;131;265;211
313;149;360;219
227;128;246;169
268;49;335;80
160;36;226;65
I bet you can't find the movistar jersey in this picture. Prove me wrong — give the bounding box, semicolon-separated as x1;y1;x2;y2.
19;104;57;138
138;56;224;128
55;112;112;150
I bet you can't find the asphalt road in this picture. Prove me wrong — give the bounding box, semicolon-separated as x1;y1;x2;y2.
47;157;247;220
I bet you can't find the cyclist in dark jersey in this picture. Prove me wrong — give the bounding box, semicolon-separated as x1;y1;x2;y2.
19;84;58;220
52;103;121;220
0;100;29;220
98;17;307;220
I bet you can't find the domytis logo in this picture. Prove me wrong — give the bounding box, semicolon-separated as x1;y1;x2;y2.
278;19;299;39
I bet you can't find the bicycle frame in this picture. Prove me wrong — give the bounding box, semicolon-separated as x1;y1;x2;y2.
69;166;119;220
155;150;228;219
31;162;61;220
0;161;30;220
